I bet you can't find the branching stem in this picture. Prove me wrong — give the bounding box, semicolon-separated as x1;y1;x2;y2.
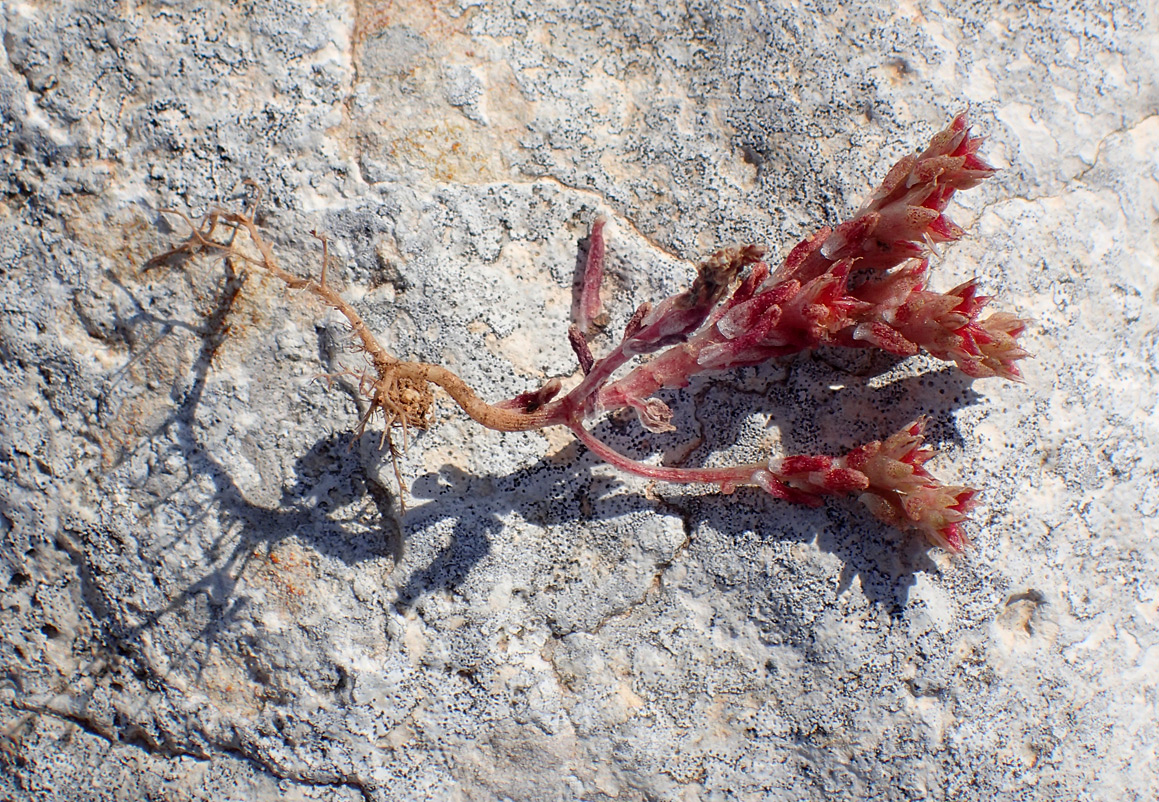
149;113;1027;554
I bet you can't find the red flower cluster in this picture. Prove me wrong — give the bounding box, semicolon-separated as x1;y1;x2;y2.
568;114;1026;551
757;421;976;553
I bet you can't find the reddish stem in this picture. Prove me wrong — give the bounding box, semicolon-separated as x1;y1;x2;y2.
574;217;606;334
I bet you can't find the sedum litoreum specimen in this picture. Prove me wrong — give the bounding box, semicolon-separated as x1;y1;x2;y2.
154;114;1027;554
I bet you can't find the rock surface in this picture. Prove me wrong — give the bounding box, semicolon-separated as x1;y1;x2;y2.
1;1;1156;800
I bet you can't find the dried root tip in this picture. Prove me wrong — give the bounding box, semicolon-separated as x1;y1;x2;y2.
145;208;232;269
309;229;330;288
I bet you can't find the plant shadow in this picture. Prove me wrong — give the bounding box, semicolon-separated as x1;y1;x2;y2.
394;352;983;616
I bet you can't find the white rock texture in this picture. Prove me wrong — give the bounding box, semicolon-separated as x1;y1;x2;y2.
1;1;1156;800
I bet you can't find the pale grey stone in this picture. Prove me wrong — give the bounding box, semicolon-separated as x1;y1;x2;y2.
1;1;1156;800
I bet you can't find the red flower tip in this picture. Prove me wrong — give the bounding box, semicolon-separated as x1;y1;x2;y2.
836;421;979;553
886;279;1030;380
